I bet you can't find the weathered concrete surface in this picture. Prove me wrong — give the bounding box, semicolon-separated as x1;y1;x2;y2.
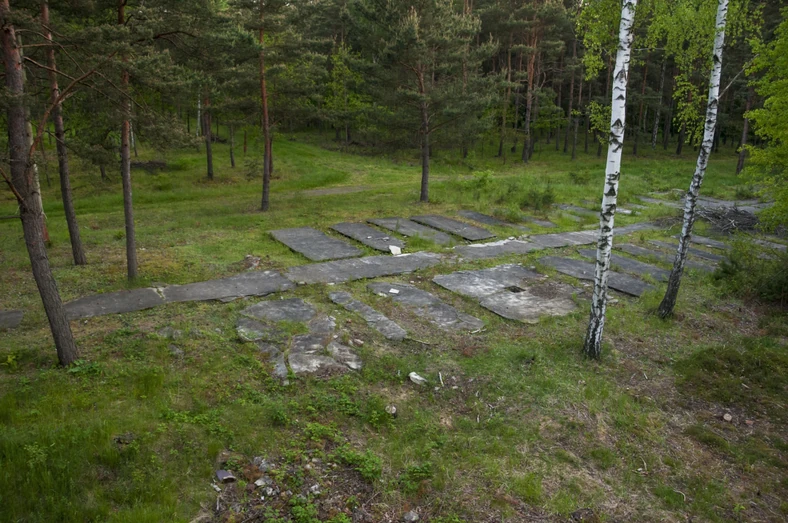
754;238;787;252
271;227;362;261
557;204;597;217
368;282;484;332
453;239;544;260
637;196;682;208
410;215;495;241
162;271;294;303
577;248;670;282
241;298;317;323
289;334;346;375
327;341;363;370
613;222;658;235
458;210;529;231
257;342;288;378
521;216;556;228
368;218;453;245
674;234;729;250
0;310;23;329
530;230;598;248
65;288;165;320
616;244;712;272
433;264;544;299
285;252;442;284
236;317;288;344
330;222;405;252
648;240;724;262
538;256;655;297
478;283;579;323
330;291;407;341
433;264;578;323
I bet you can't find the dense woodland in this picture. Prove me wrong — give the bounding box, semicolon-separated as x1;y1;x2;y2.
2;0;787;362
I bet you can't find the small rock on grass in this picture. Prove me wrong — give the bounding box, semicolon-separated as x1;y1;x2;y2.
408;372;427;386
403;510;419;522
723;413;733;422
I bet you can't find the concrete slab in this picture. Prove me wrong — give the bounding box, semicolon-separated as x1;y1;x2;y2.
327;341;363;370
521;216;556;228
329;291;407;341
458;210;529;231
65;288;165;320
330;222;405;252
411;215;495;241
433;264;544;299
162;271;294;303
530;230;598;248
288;334;346;375
0;310;23;329
478;283;579;323
241;298;317;323
577;248;669;282
368;282;484;332
257;342;288;379
613;222;658;235
368;218;453;245
453;239;544;260
557;204;597;217
538;256;655;297
285;252;442;284
648;240;725;262
236;317;288;343
673;234;729;250
271;227;362;261
616;244;713;272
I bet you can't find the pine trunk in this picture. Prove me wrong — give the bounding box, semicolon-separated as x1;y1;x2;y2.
521;48;536;163
736;86;752;174
230;125;236;168
572;75;583;161
658;0;729;318
42;1;85;265
259;14;272;211
119;2;137;280
2;0;78;365
499;44;512;157
203;93;214;180
583;0;638;359
651;58;667;149
564;39;576;154
420;97;430;203
633;61;648;155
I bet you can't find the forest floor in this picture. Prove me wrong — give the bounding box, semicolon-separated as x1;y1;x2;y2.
0;132;786;523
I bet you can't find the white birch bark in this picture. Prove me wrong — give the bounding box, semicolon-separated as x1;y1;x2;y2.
583;0;638;358
658;0;729;318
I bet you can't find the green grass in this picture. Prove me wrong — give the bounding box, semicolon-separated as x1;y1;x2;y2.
1;129;786;521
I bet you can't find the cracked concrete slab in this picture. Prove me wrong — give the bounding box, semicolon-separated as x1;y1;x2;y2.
530;230;598;248
271;227;362;261
162;271;294;303
648;240;724;262
410;215;495;241
616;244;713;272
0;310;23;329
433;264;544;299
368;282;484;332
241;298;317;323
577;249;670;282
368;218;453;245
285;252;442;284
330;222;405;252
458;210;529;231
65;288;165;320
538;256;655;297
453;239;544;260
329;291;407;341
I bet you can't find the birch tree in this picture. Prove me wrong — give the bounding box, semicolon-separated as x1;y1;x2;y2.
658;0;729;318
583;0;638;359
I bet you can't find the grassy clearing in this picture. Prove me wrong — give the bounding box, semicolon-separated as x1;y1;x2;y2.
1;132;786;522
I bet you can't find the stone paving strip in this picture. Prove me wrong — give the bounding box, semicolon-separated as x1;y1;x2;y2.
0;310;24;329
368;217;453;245
521;216;556;228
557;204;597;217
285;252;442;284
530;230;598;248
678;234;729;250
453;239;544;260
648;240;725;262
754;238;787;252
270;227;362;261
616;244;713;272
330;222;405;252
576;248;670;282
538;256;655;297
239;297;361;376
368;282;484;332
458;210;529;231
432;264;578;323
329;291;407;341
65;271;294;319
410;215;496;241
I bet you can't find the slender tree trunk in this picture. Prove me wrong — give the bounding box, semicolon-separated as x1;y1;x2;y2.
676;121;685;155
229;124;236;168
100;164;108;181
521;47;536;163
583;0;638;359
420;96;430;203
555;50;564;150
572;75;583;161
511;53;523;153
187;113;190;135
564;39;576;154
203;93;214;180
131;121;138;157
42;1;86;265
119;1;136;280
243;129;247;156
259;12;272;211
499;43;512;157
633;61;648;155
196;95;201;136
736;86;752;174
659;0;729;318
2;0;78;365
652;58;666;149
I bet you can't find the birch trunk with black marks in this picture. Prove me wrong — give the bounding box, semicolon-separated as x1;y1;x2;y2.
2;0;78;365
119;1;137;280
42;0;86;265
583;0;638;359
658;0;729;318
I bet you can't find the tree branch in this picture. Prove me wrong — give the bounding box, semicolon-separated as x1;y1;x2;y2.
0;165;25;208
